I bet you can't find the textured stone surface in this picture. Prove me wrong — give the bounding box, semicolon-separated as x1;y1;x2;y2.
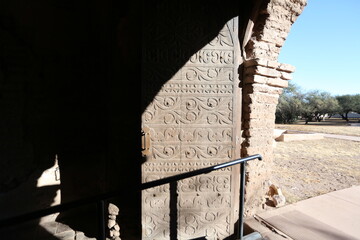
142;0;307;227
108;203;119;215
272;194;286;207
276;132;324;142
108;219;116;229
242;0;307;216
141;1;242;239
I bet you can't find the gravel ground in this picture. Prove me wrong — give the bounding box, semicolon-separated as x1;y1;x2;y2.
270;138;360;204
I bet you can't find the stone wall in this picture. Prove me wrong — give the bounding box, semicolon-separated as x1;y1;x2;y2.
241;0;307;216
141;1;242;239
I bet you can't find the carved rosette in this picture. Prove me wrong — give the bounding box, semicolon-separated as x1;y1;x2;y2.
142;6;240;238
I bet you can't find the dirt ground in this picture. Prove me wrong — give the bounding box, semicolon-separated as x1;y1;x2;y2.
276;118;360;136
270;122;360;204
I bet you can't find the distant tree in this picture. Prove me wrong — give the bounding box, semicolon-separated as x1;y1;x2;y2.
336;94;360;121
302;91;340;123
355;95;360;114
275;82;304;124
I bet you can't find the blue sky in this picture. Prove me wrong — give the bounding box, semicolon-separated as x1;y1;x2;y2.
278;0;360;96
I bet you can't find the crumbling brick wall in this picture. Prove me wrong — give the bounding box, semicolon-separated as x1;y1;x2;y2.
241;0;307;216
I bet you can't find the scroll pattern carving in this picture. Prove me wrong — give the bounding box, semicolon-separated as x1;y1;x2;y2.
179;175;231;193
143;212;170;239
150;127;232;143
143;96;233;125
142;6;239;238
178;211;231;239
151;145;233;161
209;23;234;47
179;193;231;208
183;67;234;82
143;161;232;173
188;50;234;65
159;83;233;95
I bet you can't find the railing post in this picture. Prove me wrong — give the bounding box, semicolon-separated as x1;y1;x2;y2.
97;200;106;240
0;154;262;240
239;161;246;240
170;182;178;240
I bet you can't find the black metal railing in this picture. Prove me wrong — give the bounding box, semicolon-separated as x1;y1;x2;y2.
0;154;262;240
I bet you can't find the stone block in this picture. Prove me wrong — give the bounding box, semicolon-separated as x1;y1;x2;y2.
110;230;120;237
254;41;271;51
276;132;324;142
277;63;296;73
243;59;259;68
244;75;268;84
243;129;274;139
252;93;280;104
114;224;120;231
272;194;286;207
267;59;279;68
108;203;119;215
251;84;283;94
108;219;116;228
243;119;276;130
267;77;288;88
273;129;287;139
280;71;292;80
246;65;281;78
244;58;279;69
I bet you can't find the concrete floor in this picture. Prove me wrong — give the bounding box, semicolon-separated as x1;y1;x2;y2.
245;216;291;240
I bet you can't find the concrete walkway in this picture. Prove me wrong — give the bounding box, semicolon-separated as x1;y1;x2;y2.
320;133;360;142
281;129;360;142
247;186;360;240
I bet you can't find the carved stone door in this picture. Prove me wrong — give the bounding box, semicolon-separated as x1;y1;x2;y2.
141;2;241;239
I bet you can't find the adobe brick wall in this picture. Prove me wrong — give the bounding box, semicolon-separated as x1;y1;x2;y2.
241;0;307;216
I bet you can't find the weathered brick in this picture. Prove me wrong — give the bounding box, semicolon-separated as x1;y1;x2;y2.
252;92;280;104
277;63;296;73
280;71;292;80
244;75;268;84
256;65;281;78
240;0;306;217
251;83;284;94
267;77;289;88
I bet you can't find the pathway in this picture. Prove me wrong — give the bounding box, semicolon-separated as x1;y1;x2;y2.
320;133;360;142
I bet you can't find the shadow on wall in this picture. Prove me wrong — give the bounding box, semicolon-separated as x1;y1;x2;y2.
141;0;241;112
141;1;243;239
0;0;247;239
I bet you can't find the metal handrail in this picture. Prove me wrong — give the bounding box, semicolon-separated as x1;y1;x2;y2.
0;154;262;240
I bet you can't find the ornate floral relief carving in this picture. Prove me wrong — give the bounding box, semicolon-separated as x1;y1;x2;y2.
152;145;180;160
149;127;232;143
181;145;232;160
143;96;233;125
159;83;233;95
183;67;233;82
142;8;239;238
178;211;231;239
143;212;170;239
179;193;231;208
188;50;234;65
144;194;169;209
178;175;231;193
143;161;233;173
209;22;234;48
151;145;232;161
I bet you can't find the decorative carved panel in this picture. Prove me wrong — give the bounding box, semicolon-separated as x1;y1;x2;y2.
142;2;240;239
